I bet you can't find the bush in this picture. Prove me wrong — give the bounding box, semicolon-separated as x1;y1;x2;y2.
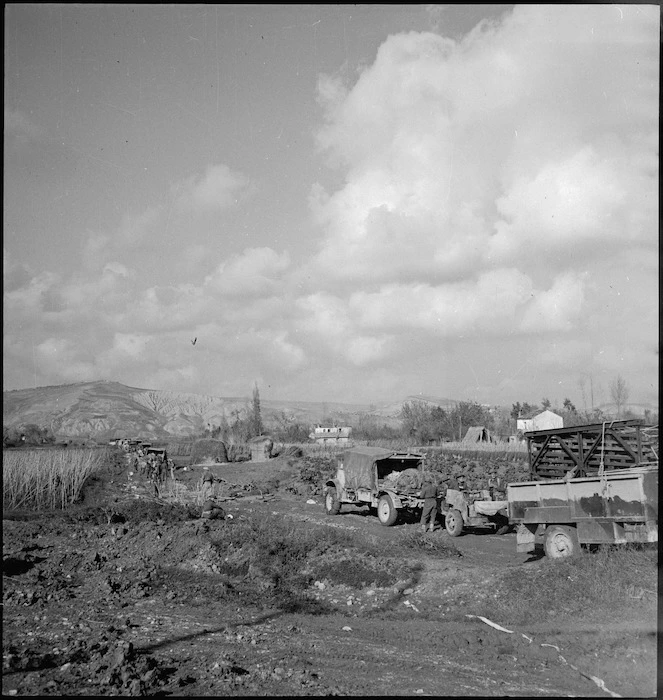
421;449;529;491
3;423;56;447
190;439;228;464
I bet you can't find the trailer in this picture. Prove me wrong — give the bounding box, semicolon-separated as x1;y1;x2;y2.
442;488;510;537
508;420;658;558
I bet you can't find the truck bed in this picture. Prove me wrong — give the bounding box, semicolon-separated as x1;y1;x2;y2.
508;465;658;525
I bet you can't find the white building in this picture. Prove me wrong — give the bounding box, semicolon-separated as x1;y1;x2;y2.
308;425;352;444
517;409;564;433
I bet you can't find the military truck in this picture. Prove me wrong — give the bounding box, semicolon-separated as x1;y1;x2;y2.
507;420;658;558
323;446;429;526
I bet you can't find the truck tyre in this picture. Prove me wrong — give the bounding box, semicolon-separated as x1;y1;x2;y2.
377;494;398;526
325;487;341;515
445;509;464;537
543;525;579;559
493;514;511;535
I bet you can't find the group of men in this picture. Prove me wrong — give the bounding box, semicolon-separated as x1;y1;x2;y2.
128;448;172;495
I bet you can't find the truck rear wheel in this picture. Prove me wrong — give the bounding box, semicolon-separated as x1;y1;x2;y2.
377;494;398;526
444;509;464;537
544;525;579;559
325;487;341;515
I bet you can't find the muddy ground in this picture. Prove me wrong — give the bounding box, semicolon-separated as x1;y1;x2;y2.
2;454;658;697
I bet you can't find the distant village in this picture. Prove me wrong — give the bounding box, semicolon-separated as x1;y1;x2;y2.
308;407;566;447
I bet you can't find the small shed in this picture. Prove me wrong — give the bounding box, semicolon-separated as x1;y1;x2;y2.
249;435;274;462
463;426;492;443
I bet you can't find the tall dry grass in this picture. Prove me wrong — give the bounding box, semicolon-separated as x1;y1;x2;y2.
3;447;106;510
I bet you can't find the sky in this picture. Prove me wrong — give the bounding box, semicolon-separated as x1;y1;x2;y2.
3;4;660;409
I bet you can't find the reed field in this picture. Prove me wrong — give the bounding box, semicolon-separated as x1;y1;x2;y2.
3;447;107;510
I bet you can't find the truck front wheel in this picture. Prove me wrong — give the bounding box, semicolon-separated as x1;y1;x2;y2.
377;494;398;526
543;525;579;559
445;509;464;537
325;487;341;515
493;514;511;535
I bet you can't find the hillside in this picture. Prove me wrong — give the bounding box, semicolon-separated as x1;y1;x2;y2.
2;381;436;440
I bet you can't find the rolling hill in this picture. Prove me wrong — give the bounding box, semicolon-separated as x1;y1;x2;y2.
3;381;457;440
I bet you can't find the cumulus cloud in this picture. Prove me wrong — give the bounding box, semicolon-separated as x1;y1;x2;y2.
296;3;658;398
35;337;96;382
175;164;250;212
204;247;291;297
309;5;658;293
107;333;150;360
3;6;658;404
520;272;586;333
106;162;249;254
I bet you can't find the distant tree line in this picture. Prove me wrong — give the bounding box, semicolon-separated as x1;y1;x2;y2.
9;377;655;449
3;424;57;447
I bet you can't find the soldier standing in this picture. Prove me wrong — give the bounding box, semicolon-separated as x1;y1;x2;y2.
420;477;441;533
202;471;214;499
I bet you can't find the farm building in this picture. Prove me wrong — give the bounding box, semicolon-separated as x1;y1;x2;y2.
248;435;273;462
463;426;493;443
308;425;352;445
517;409;564;433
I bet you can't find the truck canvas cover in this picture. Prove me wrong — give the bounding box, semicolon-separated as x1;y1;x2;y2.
341;446;423;491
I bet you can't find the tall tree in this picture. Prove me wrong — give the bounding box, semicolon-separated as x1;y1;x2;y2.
577;376;588;413
541;397;551;410
251;382;263;437
449;401;493;440
511;402;539;420
610;375;630;418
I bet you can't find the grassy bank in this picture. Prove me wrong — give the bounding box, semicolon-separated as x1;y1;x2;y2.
477;543;657;626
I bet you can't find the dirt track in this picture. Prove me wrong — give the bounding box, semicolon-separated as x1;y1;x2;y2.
2;456;657;697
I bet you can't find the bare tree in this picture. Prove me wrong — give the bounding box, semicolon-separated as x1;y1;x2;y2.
609;375;630;418
578;376;588;413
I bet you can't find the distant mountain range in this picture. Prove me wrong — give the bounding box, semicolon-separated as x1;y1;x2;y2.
2;381;461;440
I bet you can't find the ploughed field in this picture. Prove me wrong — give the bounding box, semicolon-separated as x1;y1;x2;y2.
2;448;657;697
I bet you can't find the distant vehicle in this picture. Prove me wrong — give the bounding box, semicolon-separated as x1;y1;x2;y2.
145;447;167;460
115;438;151;452
323;446;427;526
507;420;658;558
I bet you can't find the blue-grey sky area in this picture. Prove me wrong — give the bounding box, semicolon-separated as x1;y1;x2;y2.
4;4;659;409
